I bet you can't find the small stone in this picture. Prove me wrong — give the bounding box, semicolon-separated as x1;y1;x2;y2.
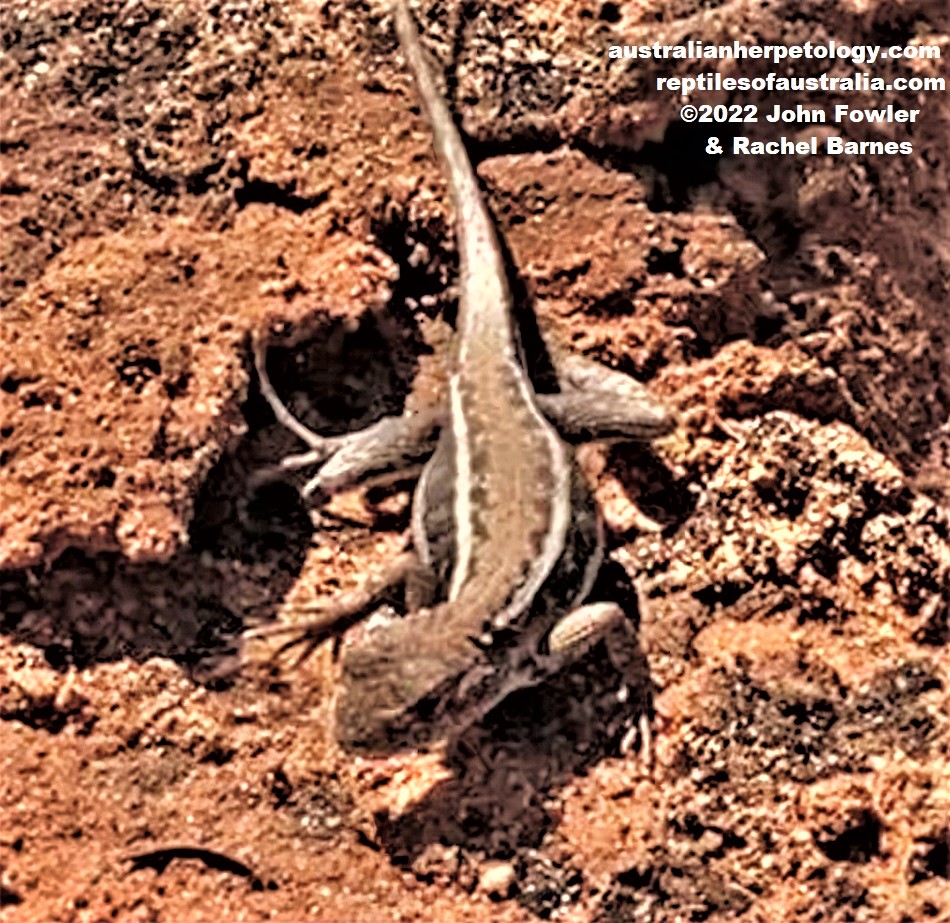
478;860;517;900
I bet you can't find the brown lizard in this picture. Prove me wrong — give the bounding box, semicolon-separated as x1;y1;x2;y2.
249;0;677;754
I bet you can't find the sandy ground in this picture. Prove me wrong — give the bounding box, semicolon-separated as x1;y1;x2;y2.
1;1;948;920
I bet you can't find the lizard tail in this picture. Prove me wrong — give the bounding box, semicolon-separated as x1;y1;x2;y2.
391;1;482;219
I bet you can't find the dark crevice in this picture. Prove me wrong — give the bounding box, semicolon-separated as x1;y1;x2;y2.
646;242;685;278
814;809;882;863
233;177;329;214
908;834;949;884
913;597;948;647
464;125;564;167
252;311;419;436
693;579;755;610
369;206;455;323
0;882;23;906
574;117;731;214
1;702;76;734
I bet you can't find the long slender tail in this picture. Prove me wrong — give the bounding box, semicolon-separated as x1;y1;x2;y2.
391;2;483;221
391;1;512;349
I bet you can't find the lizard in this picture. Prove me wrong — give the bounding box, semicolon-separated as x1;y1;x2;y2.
248;0;677;755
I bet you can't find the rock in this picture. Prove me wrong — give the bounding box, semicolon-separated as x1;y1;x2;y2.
478;860;517;900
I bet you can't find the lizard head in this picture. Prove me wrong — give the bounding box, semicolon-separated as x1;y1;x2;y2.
334;608;481;754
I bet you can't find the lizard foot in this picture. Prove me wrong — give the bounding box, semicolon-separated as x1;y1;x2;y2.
244;550;419;664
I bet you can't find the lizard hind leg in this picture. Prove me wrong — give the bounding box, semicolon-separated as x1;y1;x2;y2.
538;352;678;444
250;332;441;497
253;331;339;452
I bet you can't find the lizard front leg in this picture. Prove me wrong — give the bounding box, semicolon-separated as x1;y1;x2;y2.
246;548;422;660
544;600;653;765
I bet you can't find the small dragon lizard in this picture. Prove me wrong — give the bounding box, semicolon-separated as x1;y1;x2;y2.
250;1;676;754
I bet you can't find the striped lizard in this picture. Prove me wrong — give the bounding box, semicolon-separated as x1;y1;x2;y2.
250;1;676;754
